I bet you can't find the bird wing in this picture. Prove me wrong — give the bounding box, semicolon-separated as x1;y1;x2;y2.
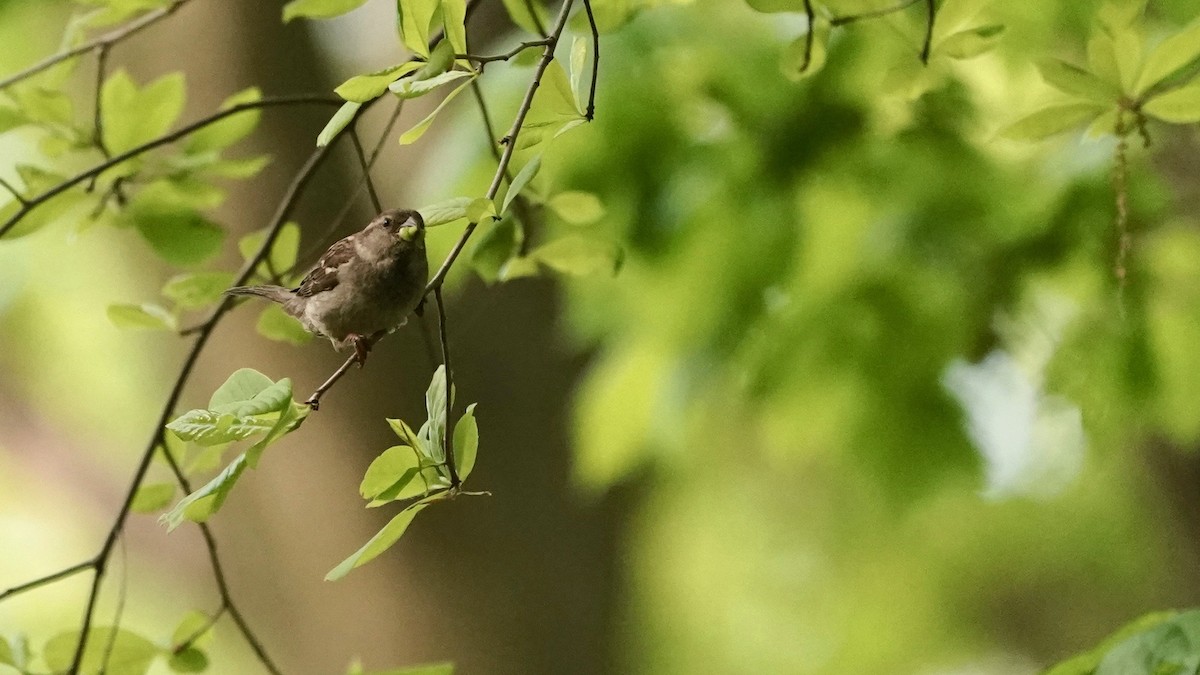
294;235;357;298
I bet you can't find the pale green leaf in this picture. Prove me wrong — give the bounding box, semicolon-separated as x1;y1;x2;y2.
936;24;1005;60
168;648;208;673
501;154;542;214
171;610;216;649
571;36;587;100
531;235;621;275
500;0;548;34
1135;17;1200;94
1088;32;1122;88
398;80;472;145
202;155;272;179
1036;58;1118;103
283;0;370;22
239;221;301;278
424;364;450;461
107;303;177;331
209;368;275;410
360;445;425;500
102;70;185;154
442;0;468;55
418;196;472;227
336;62;423;103
126;190;225;266
548;191;605;225
470;214;523;282
162;453;249;529
781;18;830;81
131;482;175;513
389;69;472;99
1113;27;1144;93
397;0;439;58
325;498;437;580
43;628;161;675
162;272;233;309
1000;103;1104;141
317;101;361;147
1144;83;1200;123
185;87;262;153
466;196;496;223
256;304;313;345
0;637;14;667
931;0;991;42
165;410;273;446
498;256;540;281
453;403;478;480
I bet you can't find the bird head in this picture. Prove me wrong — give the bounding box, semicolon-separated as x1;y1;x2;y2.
376;208;424;244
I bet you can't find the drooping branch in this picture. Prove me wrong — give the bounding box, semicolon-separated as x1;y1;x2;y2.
433;287;461;488
0;0;193;91
581;0;599;120
0;95;342;238
459;38;552;68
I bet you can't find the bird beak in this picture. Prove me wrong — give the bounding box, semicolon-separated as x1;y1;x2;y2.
398;224;419;242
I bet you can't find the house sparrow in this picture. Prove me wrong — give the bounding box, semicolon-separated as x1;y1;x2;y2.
225;208;428;364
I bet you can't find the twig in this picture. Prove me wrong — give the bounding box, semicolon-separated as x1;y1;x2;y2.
581;0;599;120
0;560;92;602
799;0;816;75
0;95;342;238
0;176;28;206
304;356;358;410
426;0;579;293
93;45;112;159
920;0;936;63
1114;113;1131;314
524;0;549;37
829;0;920;26
0;0;192;91
433;287;461;488
349;128;382;213
458;38;552;67
172;605;227;653
99;535;129;674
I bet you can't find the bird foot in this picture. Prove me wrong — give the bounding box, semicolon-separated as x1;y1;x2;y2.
350;334;372;367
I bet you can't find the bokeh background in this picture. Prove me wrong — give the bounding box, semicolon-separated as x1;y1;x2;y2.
3;0;1200;673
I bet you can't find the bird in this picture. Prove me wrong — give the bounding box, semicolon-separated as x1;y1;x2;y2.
225;208;428;365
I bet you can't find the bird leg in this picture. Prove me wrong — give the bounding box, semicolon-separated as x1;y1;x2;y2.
349;333;372;366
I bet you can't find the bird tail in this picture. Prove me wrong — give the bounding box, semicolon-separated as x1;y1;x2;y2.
224;285;291;304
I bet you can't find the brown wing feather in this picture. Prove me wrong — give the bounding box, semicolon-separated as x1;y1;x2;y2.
294;235;357;298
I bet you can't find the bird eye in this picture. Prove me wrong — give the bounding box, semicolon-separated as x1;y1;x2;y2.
382;217;393;228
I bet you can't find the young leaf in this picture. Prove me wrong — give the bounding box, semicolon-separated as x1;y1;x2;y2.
397;0;440;58
453;403;478;481
317;101;361;147
548;191;605;225
501;154;542;214
43;628;161;675
1135;17;1200;95
102;70;186;153
162;453;249;529
387;417;429;455
335;62;423;103
360;445;425;501
283;0;370;22
171;611;217;650
107;303;178;331
781;18;830;81
418;196;473;227
325;497;439;580
571;36;587;100
936;24;1005;60
209;368;276;410
398;79;473;145
1143;83;1200;123
389;70;473;99
185;87;263;153
471;214;523;282
466;197;496;223
168;648;209;673
424;365;450;461
257;305;313;345
500;0;548;34
1000;103;1104;141
239;221;301;279
442;0;468;55
1036;58;1118;103
531;235;622;276
166;410;273;446
1088;32;1122;88
128;201;225;267
131;482;176;513
162;272;234;309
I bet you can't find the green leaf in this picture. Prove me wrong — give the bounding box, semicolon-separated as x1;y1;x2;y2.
102;70;185;154
397;0;440;58
239;221;301;278
387;417;428;453
0;638;13;667
1095;610;1200;675
418;196;473;226
442;0;468;54
162;272;233;309
424;364;450;461
166;410;273;446
336;62;423;102
1097;0;1147;34
466;196;496;223
185;87;262;153
168;648;209;673
162;453;249;529
398;80;473;145
500;0;548;33
107;303;178;331
1135;17;1200;95
936;24;1005;60
360;445;425;501
43;627;161;675
1088;32;1122;88
1143;83;1200;123
930;0;990;41
501;154;541;214
498;256;539;281
283;0;370;21
12;86;72;126
1113;26;1144;93
571;35;588;100
317;101;361;147
781;18;830;81
126;189;225;266
388;69;473;99
257;305;313;345
171;610;216;649
548;191;605;225
1036;58;1118;103
1000;103;1104;141
531;235;622;275
209;368;275;410
131;482;175;513
453;403;478;480
202;155;272;179
1046;611;1178;675
325;497;438;580
470;214;523;282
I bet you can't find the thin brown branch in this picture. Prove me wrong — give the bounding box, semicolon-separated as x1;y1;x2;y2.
524;0;549;36
581;0;599;121
433;287;461;488
799;0;816;74
920;0;936;63
0;0;192;91
0;95;342;238
458;38;552;67
829;0;921;26
0;560;93;602
304;355;358;410
0;176;28;206
350;127;382;213
93;45;112;160
426;0;578;293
